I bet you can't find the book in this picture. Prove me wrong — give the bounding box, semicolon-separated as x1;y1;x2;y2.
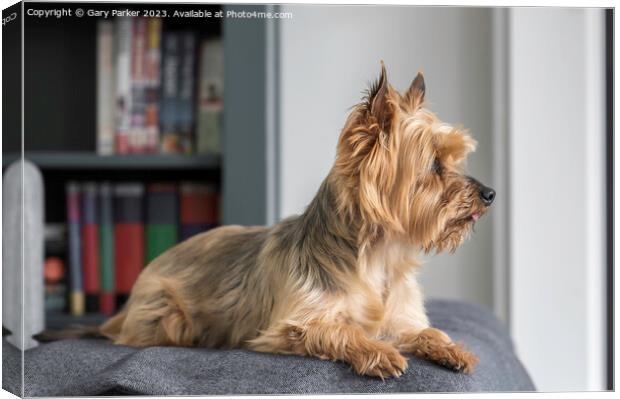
146;183;178;263
44;223;67;258
96;20;116;155
66;182;84;316
113;183;145;307
178;32;196;154
99;182;115;315
130;17;148;153
196;38;224;155
44;224;68;312
160;32;180;153
115;17;133;154
44;257;67;313
81;182;101;313
179;183;219;241
145;18;162;153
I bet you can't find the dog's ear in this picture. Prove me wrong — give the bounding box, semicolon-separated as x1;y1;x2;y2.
403;72;425;110
334;63;402;233
334;62;404;234
366;62;395;131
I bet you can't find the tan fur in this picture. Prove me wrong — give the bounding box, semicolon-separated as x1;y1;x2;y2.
97;63;492;378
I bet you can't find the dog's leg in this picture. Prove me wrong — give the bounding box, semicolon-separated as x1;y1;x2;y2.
249;321;408;379
396;328;478;373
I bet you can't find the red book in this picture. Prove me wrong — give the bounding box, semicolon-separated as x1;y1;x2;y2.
81;183;100;312
113;183;145;307
115;225;144;293
179;183;219;240
180;183;218;223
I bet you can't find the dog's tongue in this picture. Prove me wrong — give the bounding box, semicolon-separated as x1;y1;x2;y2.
471;213;480;221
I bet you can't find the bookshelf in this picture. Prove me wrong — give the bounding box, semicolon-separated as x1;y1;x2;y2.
2;3;274;333
46;311;110;331
4;152;221;170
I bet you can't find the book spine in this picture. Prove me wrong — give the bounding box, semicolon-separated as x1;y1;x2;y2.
113;183;144;308
43;224;68;313
96;20;116;155
44;256;67;313
196;38;224;155
66;182;84;316
160;33;180;154
179;183;219;241
99;182;115;315
130;17;148;154
81;183;100;312
145;18;162;154
146;183;178;263
178;32;196;154
81;182;100;313
115;18;133;155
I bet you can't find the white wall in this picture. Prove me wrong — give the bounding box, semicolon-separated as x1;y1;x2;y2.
508;8;606;391
277;6;495;309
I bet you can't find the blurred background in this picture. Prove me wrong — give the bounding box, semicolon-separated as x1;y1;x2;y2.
275;6;612;392
2;2;613;393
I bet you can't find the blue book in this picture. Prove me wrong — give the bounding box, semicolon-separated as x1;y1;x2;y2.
66;182;84;316
178;32;196;154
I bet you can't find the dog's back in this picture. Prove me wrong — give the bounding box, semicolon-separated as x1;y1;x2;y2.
99;224;276;348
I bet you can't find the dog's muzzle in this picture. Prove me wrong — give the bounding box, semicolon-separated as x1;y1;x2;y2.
467;177;496;206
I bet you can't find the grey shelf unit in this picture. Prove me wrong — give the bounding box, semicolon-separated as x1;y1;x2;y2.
3;152;221;170
2;3;275;332
44;311;109;331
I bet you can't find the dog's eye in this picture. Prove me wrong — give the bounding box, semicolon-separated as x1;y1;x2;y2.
432;158;442;174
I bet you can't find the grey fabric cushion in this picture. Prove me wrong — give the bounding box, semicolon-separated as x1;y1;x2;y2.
2;300;535;396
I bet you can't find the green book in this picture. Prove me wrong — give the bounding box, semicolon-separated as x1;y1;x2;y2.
99;182;115;315
146;183;179;263
146;225;178;263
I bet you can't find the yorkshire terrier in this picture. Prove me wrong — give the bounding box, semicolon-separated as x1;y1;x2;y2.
77;64;494;378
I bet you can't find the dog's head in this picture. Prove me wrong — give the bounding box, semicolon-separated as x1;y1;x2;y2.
332;63;495;253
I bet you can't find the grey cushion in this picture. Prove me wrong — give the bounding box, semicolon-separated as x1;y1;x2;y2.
2;300;535;396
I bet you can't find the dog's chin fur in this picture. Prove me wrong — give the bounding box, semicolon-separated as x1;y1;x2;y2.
98;64;491;378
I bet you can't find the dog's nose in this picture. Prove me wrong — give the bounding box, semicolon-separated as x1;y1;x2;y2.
479;186;495;206
467;176;496;206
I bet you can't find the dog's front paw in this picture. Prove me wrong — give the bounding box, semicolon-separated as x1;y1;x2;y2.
407;328;479;374
436;342;479;374
351;341;408;379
